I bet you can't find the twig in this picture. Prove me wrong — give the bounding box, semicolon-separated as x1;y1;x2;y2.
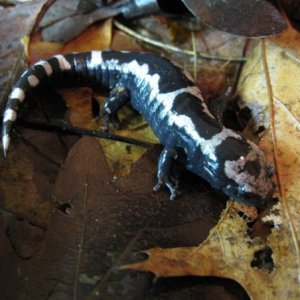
17;119;154;149
191;30;198;80
113;20;248;62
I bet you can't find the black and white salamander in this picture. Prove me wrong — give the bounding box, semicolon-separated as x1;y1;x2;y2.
1;50;274;207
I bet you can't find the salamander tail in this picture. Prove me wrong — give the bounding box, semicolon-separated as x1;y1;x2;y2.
2;108;17;158
2;134;10;158
1;52;81;157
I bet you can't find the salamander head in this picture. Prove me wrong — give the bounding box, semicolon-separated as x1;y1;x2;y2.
221;140;274;207
187;131;274;207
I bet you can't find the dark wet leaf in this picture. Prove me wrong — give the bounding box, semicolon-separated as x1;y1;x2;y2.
77;0;112;14
0;128;77;257
182;0;287;37
0;137;231;299
41;5;120;43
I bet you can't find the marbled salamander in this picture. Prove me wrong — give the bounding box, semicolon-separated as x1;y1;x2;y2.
1;51;274;206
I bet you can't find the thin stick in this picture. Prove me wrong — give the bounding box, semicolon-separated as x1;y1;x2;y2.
113;20;248;62
17;119;154;149
191;30;198;80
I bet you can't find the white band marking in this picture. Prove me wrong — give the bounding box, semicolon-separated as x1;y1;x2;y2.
88;51;103;68
9;87;25;102
35;60;53;75
54;55;72;70
3;108;17;122
28;75;39;87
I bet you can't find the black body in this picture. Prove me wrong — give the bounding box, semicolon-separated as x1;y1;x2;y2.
2;51;274;206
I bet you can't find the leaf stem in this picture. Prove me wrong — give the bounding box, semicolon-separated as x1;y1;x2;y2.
113;20;248;62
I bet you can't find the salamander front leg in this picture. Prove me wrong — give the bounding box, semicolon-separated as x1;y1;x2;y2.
153;146;179;200
102;86;130;131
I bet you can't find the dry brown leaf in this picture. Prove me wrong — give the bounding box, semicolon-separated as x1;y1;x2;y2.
29;32;62;64
30;18;113;64
122;24;300;299
61;18;113;53
0;146;48;225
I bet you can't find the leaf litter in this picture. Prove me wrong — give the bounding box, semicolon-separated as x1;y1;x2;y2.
1;2;299;299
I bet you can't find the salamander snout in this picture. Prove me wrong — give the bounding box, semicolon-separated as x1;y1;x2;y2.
224;182;273;208
223;141;274;208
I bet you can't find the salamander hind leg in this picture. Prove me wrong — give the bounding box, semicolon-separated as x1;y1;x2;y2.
102;86;130;131
153;146;180;200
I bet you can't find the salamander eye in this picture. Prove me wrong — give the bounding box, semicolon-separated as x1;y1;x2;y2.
238;186;245;195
